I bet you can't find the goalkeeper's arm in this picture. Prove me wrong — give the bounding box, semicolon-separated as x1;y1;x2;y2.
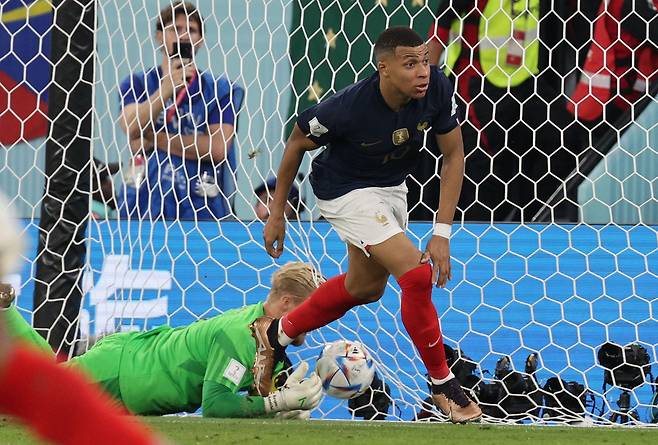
202;362;322;418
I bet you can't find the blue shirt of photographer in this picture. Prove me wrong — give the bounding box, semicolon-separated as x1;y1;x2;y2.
116;67;243;220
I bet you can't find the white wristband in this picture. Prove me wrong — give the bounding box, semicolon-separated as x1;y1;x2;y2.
433;223;452;239
264;391;285;413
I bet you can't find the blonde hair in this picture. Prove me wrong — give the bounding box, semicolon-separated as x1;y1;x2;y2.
269;262;325;301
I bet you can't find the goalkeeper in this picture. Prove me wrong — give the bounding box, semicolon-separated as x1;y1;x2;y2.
0;262;323;418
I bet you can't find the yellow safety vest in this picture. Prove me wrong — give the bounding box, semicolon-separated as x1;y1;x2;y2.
478;0;540;88
443;19;463;77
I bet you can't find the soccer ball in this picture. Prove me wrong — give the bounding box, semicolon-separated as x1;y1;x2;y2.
315;340;376;399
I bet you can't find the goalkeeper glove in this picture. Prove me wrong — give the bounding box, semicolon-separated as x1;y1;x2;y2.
264;361;322;413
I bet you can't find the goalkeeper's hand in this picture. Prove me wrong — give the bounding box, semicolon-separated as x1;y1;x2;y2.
264;361;322;413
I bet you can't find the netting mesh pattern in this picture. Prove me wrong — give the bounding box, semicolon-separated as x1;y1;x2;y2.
1;0;657;425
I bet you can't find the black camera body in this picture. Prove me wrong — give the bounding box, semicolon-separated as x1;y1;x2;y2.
541;377;588;420
171;41;194;60
475;356;542;419
348;371;393;420
597;342;651;389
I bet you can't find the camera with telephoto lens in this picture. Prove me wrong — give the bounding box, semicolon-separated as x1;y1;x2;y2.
597;342;651;390
541;377;589;420
348;370;392;420
597;342;652;423
171;41;194;60
475;355;542;420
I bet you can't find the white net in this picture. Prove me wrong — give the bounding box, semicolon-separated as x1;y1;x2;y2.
1;0;657;425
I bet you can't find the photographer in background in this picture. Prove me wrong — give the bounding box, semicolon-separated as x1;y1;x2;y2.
117;2;244;220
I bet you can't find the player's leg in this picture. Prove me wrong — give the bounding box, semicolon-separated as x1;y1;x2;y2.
280;242;389;341
368;234;481;422
68;334;127;402
250;243;389;396
367;234;449;373
250;186;398;396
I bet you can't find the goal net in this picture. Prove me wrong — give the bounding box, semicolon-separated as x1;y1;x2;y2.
1;0;657;425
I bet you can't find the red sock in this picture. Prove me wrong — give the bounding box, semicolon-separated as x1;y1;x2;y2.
0;345;158;445
281;274;361;338
398;264;450;380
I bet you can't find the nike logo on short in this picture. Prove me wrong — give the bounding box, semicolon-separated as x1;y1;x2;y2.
360;140;382;147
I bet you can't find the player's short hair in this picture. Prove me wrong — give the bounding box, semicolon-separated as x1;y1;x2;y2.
156;1;203;37
374;26;424;61
270;262;325;301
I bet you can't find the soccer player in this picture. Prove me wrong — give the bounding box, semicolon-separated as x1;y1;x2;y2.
2;262;323;419
117;1;244;220
253;26;482;423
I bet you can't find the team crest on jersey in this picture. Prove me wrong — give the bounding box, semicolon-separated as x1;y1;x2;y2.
417;121;429;131
392;128;409;145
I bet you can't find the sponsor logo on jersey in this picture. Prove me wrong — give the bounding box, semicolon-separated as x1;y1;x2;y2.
392;128;409;145
223;358;247;386
308;117;328;137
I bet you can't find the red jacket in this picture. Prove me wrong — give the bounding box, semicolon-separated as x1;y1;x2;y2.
568;0;658;121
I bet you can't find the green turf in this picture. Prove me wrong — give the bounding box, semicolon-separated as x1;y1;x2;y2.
1;416;657;444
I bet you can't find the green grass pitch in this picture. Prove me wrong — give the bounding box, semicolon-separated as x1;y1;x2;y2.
0;417;656;444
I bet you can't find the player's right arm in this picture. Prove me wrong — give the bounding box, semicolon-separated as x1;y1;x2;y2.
263;124;318;258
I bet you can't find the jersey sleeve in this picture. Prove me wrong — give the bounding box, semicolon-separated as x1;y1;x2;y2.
431;70;460;135
296;93;344;146
201;381;266;418
118;73;147;110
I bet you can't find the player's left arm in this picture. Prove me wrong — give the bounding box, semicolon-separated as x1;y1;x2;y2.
201;381;267;418
422;126;464;289
422;69;465;288
155;123;235;164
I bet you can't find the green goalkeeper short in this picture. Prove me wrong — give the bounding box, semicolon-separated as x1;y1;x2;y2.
69;333;130;403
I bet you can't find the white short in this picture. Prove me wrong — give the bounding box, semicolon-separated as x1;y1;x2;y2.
316;183;408;255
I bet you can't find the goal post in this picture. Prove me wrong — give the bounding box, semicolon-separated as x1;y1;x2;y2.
33;0;95;356
1;0;657;425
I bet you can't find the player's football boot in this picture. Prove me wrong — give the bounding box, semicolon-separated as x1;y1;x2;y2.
431;377;482;423
249;316;286;396
0;283;16;309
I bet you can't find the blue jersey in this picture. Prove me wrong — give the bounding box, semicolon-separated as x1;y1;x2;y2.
117;67;244;220
297;66;459;200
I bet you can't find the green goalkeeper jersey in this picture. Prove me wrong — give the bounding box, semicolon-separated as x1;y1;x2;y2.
72;302;271;416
